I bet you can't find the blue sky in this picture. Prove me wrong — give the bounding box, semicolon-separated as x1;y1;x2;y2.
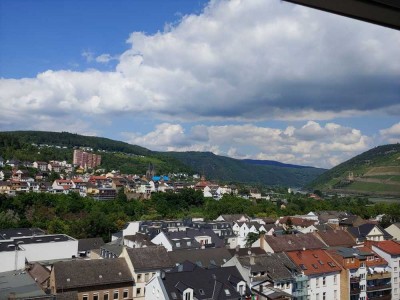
1;0;399;168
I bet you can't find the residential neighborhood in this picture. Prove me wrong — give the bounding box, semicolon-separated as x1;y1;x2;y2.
1;209;400;299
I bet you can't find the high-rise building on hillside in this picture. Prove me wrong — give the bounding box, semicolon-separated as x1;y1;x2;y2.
73;149;101;169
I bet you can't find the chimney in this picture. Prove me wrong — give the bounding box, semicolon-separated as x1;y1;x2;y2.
250;254;255;265
260;232;265;250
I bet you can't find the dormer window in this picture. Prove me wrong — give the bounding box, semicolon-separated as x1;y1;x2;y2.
224;289;231;296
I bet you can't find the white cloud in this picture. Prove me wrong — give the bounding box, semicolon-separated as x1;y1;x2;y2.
380;122;400;144
95;53;118;64
81;50;95;62
122;121;372;168
0;0;399;132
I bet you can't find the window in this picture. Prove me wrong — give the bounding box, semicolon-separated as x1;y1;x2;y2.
300;264;307;270
334;290;337;300
93;294;99;300
334;275;337;284
113;291;119;300
199;289;205;295
176;242;181;247
83;295;88;300
136;288;141;295
316;278;320;287
361;273;366;279
137;274;142;282
316;293;320;300
104;293;109;300
224;289;231;296
123;290;128;299
322;277;326;286
360;262;366;268
395;277;398;283
323;292;326;300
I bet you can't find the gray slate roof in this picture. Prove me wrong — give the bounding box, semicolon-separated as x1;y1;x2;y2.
0;270;47;299
78;237;105;251
168;247;233;268
163;263;250;299
264;233;326;252
237;253;300;281
53;258;133;290
127;246;174;271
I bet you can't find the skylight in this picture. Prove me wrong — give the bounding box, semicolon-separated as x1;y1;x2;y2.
300;264;307;270
224;289;231;296
199;289;205;295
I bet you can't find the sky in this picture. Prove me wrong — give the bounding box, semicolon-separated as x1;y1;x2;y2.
0;0;399;169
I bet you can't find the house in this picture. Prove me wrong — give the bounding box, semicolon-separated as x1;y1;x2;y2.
215;214;250;223
33;161;48;171
78;237;105;257
369;240;400;299
145;261;250;300
151;228;225;252
286;249;342;300
260;233;326;253
314;229;357;248
223;252;302;299
50;258;134;300
347;224;392;244
168;247;233;268
328;246;391;300
121;246;174;299
123;233;155;249
385;223;400;241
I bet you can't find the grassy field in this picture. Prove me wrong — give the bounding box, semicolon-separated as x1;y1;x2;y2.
345;181;400;193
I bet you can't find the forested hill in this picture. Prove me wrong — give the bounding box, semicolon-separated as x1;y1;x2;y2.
0;130;325;187
161;151;326;187
0;131;151;155
308;144;400;195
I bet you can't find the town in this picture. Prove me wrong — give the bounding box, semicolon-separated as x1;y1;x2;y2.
1;147;400;300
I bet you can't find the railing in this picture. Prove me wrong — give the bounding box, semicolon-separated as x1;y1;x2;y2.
367;272;391;280
292;289;308;297
367;294;391;300
350;288;361;295
350;277;360;283
367;283;391;292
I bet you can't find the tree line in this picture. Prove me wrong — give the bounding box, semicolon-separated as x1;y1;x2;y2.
1;190;400;242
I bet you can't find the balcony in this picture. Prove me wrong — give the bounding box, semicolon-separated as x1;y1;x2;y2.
350;277;360;283
367;295;391;300
367;283;391;292
367;272;391;280
350;288;360;295
293;289;308;297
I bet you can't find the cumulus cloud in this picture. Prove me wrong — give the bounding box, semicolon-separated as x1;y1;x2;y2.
95;54;118;64
123;121;372;168
380;122;400;144
0;0;399;131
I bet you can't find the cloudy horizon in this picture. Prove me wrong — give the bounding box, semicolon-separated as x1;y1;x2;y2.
1;0;399;168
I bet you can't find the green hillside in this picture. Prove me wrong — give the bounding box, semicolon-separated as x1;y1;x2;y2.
308;144;400;196
0;131;190;175
161;151;326;187
0;131;325;187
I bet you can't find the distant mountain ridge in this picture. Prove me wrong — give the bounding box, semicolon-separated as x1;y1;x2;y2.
242;159;315;169
0;130;326;187
162;151;326;187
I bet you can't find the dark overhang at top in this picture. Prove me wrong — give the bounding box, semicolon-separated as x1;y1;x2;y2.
282;0;400;31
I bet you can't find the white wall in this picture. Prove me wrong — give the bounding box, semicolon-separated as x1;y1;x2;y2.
145;275;168;300
0;249;26;272
307;273;340;300
22;239;78;262
151;233;172;252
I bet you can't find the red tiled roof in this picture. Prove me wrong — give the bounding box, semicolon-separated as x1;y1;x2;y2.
373;240;400;255
278;216;316;227
286;249;342;275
